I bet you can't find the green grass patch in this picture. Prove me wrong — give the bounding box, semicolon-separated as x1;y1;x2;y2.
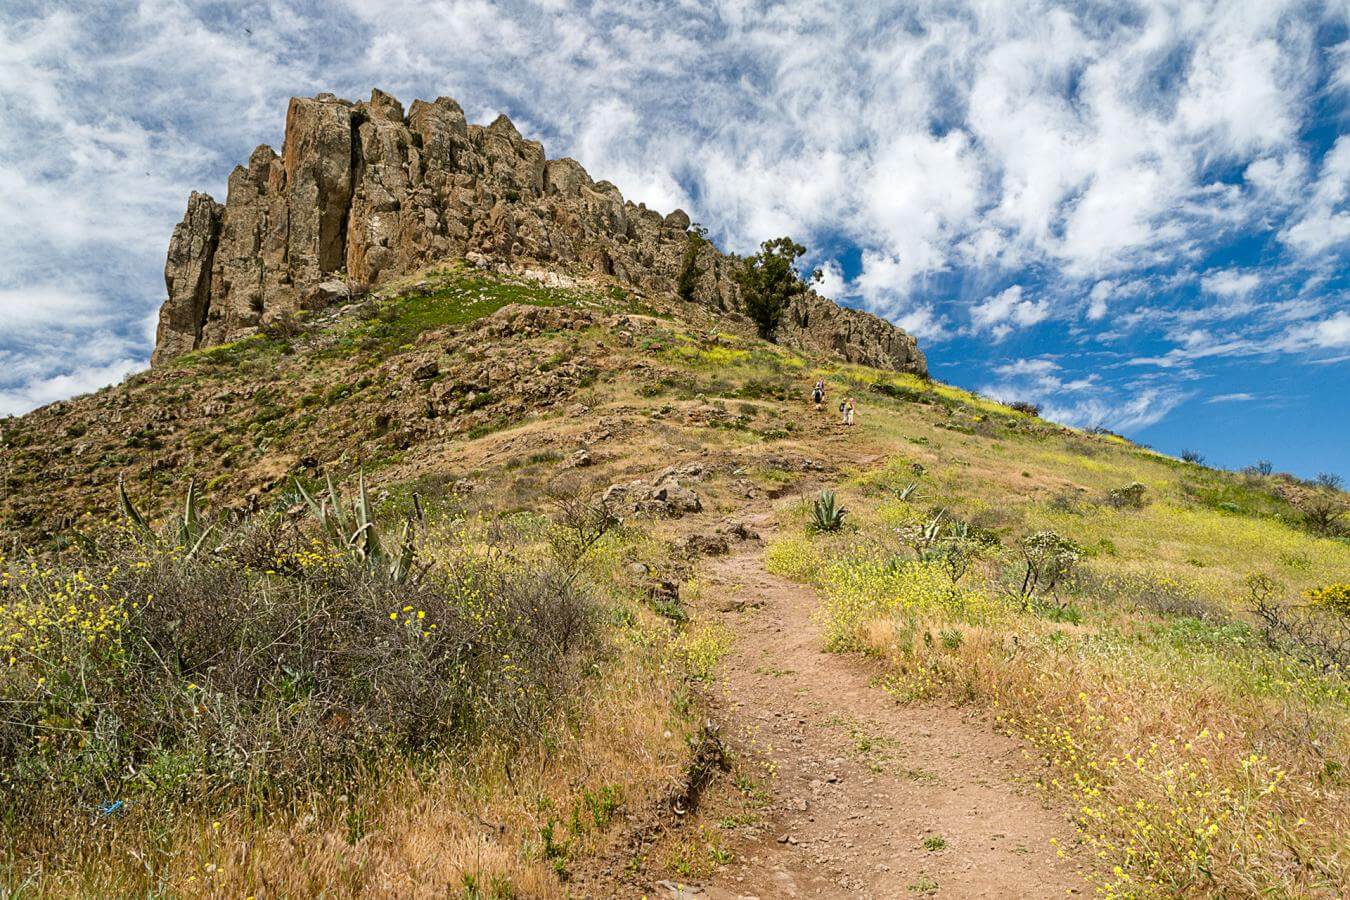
325;270;599;359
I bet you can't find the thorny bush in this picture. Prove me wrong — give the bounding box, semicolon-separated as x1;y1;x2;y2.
894;510;999;584
1105;481;1148;509
1247;574;1350;674
1016;530;1081;605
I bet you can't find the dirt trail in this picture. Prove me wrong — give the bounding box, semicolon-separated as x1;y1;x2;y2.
674;513;1082;899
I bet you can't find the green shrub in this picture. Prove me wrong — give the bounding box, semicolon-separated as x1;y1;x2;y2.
0;511;597;828
733;236;821;341
1106;482;1148;509
896;510;999;584
295;471;419;582
1247;574;1350;673
1298;495;1346;536
1017;531;1081;602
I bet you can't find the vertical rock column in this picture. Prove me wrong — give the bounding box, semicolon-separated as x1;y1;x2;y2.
200;146;287;346
152;191;223;365
282;93;355;288
407;96;471;259
345;89;413;286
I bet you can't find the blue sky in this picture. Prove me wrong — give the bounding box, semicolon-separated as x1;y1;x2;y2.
1;1;1347;478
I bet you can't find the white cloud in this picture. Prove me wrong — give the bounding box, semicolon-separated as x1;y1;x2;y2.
984;355;1098;398
970;285;1049;340
1175;30;1300;158
815;259;846;300
1276;311;1350;351
1129;305;1350;368
982;353;1174;431
1333;39;1350;95
1207;392;1255;403
1201;269;1262;298
0;285;109;335
994;357;1060;379
0;356;140;416
860;130;982;296
1245;152;1309;200
892;305;951;343
1042;387;1191;432
1280;136;1350;257
1086;280;1114;321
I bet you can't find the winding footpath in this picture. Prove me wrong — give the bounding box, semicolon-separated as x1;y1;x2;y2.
675;513;1082;899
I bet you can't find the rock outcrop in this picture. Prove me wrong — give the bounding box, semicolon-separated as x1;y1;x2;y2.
152;90;926;376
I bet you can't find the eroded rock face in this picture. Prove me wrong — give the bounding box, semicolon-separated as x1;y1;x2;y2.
153;191;223;366
153;89;926;377
781;292;928;373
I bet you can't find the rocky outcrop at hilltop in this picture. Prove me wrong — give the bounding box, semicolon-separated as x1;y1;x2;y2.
153;89;925;376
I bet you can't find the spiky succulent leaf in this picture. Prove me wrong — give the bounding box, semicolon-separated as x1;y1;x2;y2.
117;477;152;537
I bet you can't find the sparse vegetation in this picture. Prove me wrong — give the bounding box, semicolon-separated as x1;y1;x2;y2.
1246;459;1274;477
329;270;575;358
767;446;1350;897
5;247;1348;897
1314;471;1344;491
0;471;707;893
1299;493;1347;536
1248;574;1350;672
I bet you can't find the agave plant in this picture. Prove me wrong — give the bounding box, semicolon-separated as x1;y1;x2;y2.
117;476;216;559
810;490;847;533
293;471;420;583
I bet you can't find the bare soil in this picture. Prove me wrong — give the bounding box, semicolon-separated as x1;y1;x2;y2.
661;511;1084;899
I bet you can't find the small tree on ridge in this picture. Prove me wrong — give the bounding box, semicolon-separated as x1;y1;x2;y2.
733;236;822;341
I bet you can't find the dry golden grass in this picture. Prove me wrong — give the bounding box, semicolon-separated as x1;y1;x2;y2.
9;612;690;898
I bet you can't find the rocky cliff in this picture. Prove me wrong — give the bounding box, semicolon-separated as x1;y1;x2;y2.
153;89;925;376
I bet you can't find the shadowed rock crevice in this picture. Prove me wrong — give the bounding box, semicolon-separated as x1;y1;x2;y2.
152;89;926;377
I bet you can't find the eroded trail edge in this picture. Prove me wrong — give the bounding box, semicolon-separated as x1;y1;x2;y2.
686;517;1081;900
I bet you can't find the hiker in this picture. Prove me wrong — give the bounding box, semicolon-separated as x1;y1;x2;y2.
812;379;825;409
845;397;855;426
839;399;848;424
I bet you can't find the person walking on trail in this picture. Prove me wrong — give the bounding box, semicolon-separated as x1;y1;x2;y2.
839;398;848;425
812;379;825;409
845;397;855;426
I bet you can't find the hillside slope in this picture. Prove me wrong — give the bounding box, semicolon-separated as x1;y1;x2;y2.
3;260;1347;897
3;88;1349;900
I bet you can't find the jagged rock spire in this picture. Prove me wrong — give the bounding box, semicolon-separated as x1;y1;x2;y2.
152;89;926;376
